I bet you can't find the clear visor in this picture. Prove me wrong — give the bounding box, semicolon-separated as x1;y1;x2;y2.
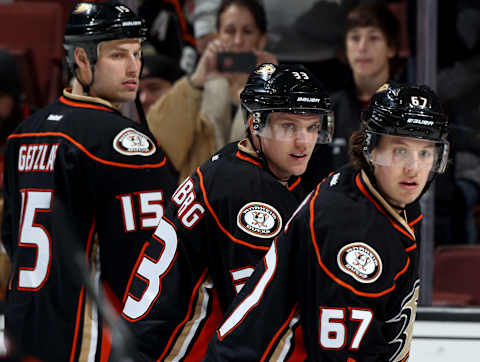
251;109;334;144
364;133;450;173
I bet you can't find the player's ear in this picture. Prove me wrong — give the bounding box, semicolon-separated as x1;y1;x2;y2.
74;47;90;70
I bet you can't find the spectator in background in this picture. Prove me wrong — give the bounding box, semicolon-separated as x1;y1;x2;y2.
139;49;184;114
436;1;480;244
303;2;401;190
146;0;277;184
193;0;222;54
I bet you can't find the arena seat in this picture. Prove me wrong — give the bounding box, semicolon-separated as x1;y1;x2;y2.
433;244;480;306
387;0;410;58
16;0;77;29
0;2;64;107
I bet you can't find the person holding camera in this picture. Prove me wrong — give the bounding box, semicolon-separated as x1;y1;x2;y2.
146;0;277;184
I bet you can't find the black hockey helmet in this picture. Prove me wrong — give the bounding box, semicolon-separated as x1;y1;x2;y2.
362;82;450;173
64;2;147;72
241;63;334;144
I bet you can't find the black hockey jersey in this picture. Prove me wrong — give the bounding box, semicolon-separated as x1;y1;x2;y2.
121;140;309;361
2;91;177;361
205;166;423;362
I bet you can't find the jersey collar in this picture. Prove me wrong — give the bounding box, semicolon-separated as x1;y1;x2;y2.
235;138;302;191
61;89;119;113
356;169;416;241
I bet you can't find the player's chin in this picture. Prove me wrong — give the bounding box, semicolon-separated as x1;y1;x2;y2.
116;92;137;103
289;164;308;177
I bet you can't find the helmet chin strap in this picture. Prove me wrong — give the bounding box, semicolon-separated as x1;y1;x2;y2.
75;63;95;95
248;131;291;183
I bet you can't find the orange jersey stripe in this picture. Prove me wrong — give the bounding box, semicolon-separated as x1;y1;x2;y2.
9;132;168;169
393;257;410;281
235;151;263;168
261;303;299;362
408;214;423;227
309;186;398;298
405;244;417;253
60;95;114;112
197;167;269;251
288;176;301;191
355;174;415;241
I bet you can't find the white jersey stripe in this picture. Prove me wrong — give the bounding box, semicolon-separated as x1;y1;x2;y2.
218;241;278;338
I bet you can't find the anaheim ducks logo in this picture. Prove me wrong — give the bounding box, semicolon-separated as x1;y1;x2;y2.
255;63;276;79
73;3;93;14
337;242;382;283
237;202;282;239
113;128;156;156
376;83;390;93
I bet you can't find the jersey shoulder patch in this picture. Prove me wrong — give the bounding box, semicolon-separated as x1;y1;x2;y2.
113;127;156;156
337;242;382;283
237;202;282;239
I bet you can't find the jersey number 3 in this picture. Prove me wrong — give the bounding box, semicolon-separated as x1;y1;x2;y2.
17;189;53;290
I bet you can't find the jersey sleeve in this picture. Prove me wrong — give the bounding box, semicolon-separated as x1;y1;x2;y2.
205;198;310;361
120;173;216;361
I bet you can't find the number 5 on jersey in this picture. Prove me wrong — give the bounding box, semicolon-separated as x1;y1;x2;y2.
17;189;53;290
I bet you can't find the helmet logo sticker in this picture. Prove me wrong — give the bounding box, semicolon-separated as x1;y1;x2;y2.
255;63;276;79
375;83;390;93
73;3;93;14
113;128;156;156
237;202;282;239
337;242;382;283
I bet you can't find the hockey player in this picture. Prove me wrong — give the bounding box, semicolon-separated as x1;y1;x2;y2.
120;63;334;360
205;83;449;361
1;2;177;361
